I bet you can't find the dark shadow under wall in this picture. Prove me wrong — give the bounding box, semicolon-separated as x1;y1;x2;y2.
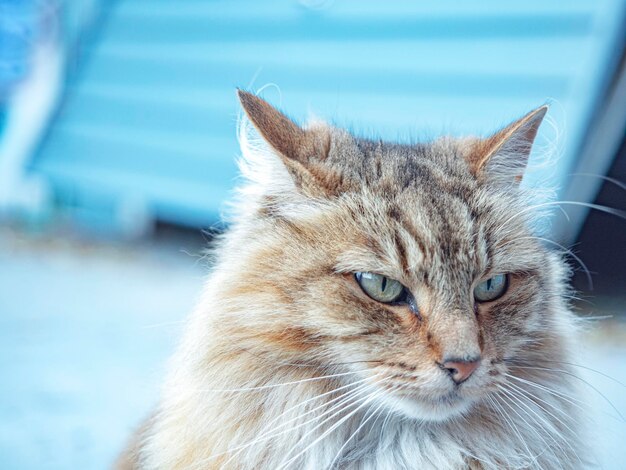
572;134;626;312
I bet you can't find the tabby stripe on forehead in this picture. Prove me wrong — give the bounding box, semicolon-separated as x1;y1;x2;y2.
391;210;427;264
394;231;410;274
483;231;494;271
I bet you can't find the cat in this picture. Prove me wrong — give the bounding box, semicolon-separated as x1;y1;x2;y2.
117;90;587;469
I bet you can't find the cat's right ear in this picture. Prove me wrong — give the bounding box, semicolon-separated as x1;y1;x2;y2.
467;105;548;184
237;90;332;196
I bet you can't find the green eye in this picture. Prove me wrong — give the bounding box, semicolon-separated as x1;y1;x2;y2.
355;272;406;303
474;274;508;302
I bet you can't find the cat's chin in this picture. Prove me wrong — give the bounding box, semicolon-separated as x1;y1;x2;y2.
383;392;477;422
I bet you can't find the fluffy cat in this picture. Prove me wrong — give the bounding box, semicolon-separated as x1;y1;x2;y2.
118;91;587;469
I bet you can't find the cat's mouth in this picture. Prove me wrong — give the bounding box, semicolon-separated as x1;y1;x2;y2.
384;389;477;421
374;378;486;422
430;390;464;404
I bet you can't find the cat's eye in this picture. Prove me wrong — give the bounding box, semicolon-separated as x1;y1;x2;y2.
354;272;407;304
473;274;508;302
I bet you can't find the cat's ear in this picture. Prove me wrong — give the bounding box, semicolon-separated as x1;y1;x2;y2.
467;105;548;183
237;90;333;196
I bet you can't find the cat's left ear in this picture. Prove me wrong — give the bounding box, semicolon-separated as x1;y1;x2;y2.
467;105;548;183
237;90;334;197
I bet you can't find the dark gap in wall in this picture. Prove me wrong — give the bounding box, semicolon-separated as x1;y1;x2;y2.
572;133;626;312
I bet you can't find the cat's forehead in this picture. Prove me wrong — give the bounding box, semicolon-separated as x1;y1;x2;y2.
329;137;530;279
332;136;481;219
328;132;477;194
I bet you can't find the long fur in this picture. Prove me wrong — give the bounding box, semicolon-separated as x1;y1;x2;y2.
120;98;588;470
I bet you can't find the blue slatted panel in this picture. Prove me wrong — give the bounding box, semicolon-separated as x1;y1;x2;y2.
0;0;40;94
30;0;626;232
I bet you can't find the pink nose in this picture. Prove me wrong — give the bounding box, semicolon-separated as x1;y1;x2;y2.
441;358;481;384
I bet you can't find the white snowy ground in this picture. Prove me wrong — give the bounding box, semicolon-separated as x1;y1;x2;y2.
0;228;624;469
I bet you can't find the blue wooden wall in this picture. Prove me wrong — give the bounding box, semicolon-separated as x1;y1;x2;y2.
27;0;626;233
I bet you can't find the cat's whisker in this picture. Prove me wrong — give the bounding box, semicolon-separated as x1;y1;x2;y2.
278;390;386;470
486;394;539;467
504;373;589;411
503;371;626;427
328;387;391;469
495;388;555;470
498;383;578;466
214;378;380;468
190;378;379;469
578;314;614;322
328;380;414;468
180;370;362;394
252;374;377;436
504;380;575;422
506;365;626;422
570;172;626;192
247;377;376;442
505;389;571;470
539;359;626;389
504;380;583;464
276;379;391;469
274;391;379;469
497;387;556;447
561;293;593;305
204;387;375;470
378;390;401;444
492;392;546;466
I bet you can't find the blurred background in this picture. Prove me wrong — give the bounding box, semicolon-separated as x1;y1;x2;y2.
0;1;625;468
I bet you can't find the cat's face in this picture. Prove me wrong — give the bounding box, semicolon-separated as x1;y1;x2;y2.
227;91;563;423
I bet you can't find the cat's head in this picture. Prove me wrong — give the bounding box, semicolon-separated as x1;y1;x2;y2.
218;90;570;422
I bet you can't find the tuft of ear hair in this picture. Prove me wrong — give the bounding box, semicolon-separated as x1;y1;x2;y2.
237;89;334;196
468;105;548;184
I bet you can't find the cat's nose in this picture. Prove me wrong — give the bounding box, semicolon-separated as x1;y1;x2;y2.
440;357;481;384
